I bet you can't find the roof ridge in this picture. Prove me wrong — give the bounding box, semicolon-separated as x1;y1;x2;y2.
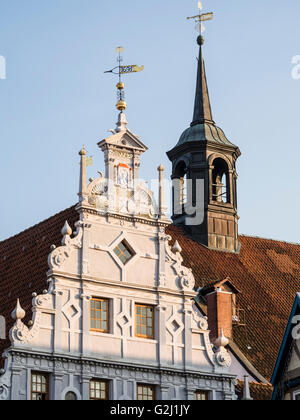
168;225;300;247
0;204;77;245
237;380;272;387
239;233;300;247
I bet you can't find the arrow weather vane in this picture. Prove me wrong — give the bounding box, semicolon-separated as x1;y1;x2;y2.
105;47;144;112
187;1;214;36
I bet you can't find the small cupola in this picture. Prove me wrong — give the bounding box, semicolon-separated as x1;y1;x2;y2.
167;17;241;253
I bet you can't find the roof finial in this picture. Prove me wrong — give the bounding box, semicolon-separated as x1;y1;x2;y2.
78;146;88;203
104;47;144;117
187;1;215;127
187;1;213;39
157;165;168;219
116;111;128;133
11;299;25;321
115;47;127;113
61;221;72;237
215;328;230;348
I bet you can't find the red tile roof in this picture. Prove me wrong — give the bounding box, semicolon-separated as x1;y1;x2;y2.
0;207;299;391
166;225;300;382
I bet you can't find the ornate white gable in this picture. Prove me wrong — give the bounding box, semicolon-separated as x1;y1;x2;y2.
0;112;235;401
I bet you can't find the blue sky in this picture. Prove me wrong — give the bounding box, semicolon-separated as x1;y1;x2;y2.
0;0;299;243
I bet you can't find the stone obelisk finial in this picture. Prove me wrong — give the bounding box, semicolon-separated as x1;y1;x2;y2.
78;146;88;203
157;165;168;219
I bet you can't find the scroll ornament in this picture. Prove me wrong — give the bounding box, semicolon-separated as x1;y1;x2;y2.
48;221;83;269
165;237;196;292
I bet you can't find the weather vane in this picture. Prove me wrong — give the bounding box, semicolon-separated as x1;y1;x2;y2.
105;47;144;112
187;1;214;36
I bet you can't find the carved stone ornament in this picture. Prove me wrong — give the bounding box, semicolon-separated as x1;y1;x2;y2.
191;308;208;331
215;347;232;368
0;384;9;401
9;295;47;345
34;293;51;308
48;221;83;269
164;236;195;292
9;320;29;343
9;310;42;345
85;171;157;220
88;174;108;210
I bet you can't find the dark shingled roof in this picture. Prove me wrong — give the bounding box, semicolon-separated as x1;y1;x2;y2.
0;206;299;392
166;224;300;382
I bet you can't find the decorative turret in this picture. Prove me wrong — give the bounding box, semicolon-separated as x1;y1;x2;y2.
167;4;241;253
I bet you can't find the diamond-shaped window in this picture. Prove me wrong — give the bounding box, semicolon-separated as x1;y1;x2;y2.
114;240;135;265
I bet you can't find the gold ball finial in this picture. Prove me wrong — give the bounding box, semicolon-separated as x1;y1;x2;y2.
79;146;86;156
116;82;125;90
116;100;127;111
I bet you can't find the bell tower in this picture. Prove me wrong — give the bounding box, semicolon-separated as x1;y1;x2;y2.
167;12;241;253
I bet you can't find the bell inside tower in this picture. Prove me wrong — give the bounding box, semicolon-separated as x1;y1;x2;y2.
212;158;230;204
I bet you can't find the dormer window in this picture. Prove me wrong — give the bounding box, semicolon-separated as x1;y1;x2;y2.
114;240;135;265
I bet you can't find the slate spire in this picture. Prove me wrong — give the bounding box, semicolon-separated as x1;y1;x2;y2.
191;35;215;127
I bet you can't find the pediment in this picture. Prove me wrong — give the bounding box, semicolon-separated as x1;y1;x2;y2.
99;130;148;153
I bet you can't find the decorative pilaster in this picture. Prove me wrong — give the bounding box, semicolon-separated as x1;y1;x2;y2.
156;304;167;367
160;385;169;400
81;294;91;356
186;388;196;400
183;306;193;370
158;232;167;287
52;373;64;401
81;375;92;401
11;366;22;400
53;290;63;353
81;222;91;276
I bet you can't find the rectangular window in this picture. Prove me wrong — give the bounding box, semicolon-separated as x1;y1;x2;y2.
137;384;156;401
90;298;109;333
135;304;154;339
90;379;109;400
195;390;209;401
31;372;49;401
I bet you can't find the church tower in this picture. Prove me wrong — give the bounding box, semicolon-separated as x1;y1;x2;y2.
167;30;241;253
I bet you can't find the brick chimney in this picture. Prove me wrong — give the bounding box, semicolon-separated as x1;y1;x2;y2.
201;278;239;343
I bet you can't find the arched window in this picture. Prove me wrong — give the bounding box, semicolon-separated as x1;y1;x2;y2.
212;158;230;203
173;161;188;208
65;391;77;401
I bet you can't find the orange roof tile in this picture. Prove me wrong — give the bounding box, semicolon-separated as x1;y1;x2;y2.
166;225;300;381
235;380;273;401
